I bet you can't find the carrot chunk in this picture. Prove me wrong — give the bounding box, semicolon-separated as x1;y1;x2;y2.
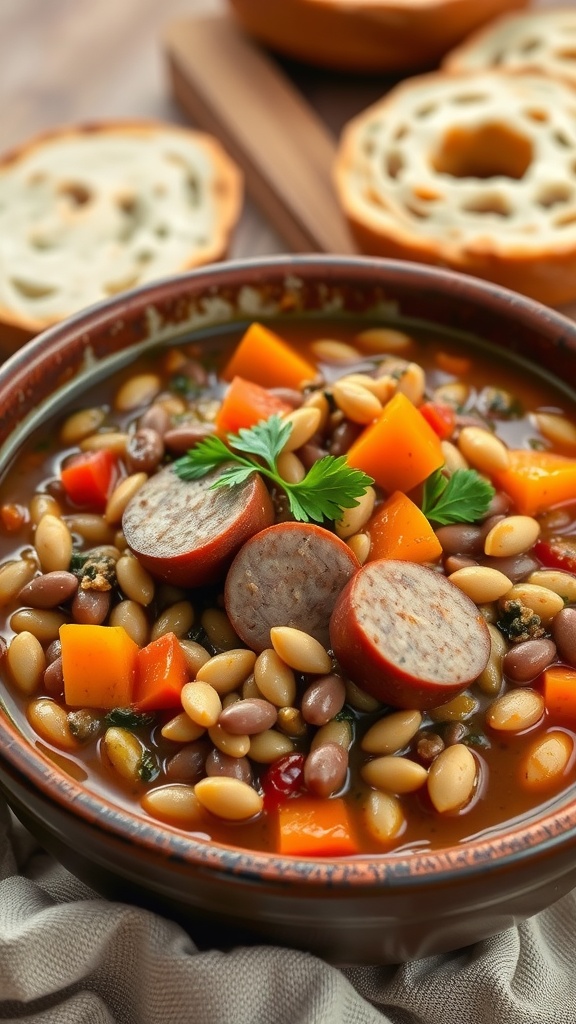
542;665;576;724
491;450;576;517
221;322;317;389
366;490;443;564
215;376;292;434
60;623;138;709
134;632;189;712
346;392;444;494
277;796;359;857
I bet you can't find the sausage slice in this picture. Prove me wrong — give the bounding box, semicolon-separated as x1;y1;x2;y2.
224;522;360;652
122;465;274;587
329;559;490;710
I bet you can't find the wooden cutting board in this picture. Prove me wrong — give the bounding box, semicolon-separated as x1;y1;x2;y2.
163;13;359;254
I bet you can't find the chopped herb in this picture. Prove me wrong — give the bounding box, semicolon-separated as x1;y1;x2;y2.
421;467;495;525
334;707;356;724
174;415;374;524
105;707;156;730
70;549;117;591
67;709;103;742
497;599;546;644
480;386;522;419
137;749;160;783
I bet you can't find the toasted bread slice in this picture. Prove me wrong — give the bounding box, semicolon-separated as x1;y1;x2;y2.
0;121;243;348
227;0;529;73
334;70;576;306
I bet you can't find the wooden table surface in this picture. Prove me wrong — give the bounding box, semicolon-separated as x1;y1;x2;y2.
0;0;563;266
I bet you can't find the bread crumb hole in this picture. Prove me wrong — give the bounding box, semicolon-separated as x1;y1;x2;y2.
432;123;532;180
537;184;573;209
385;151;403;179
554;210;576;228
461;193;511;217
58;182;91;205
11;278;56;299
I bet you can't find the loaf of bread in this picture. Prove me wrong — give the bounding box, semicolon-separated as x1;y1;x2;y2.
333;70;576;306
227;0;529;74
444;7;576;88
0;121;243;348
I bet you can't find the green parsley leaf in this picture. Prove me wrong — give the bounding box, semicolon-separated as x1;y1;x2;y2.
421;467;495;525
105;708;156;729
173;415;374;524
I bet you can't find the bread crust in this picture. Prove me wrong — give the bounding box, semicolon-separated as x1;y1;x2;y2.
444;7;576;88
333;71;576;306
0;121;243;342
227;0;529;73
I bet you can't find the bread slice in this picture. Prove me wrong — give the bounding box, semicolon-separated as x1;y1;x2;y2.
444;7;576;88
333;70;576;306
227;0;529;74
0;121;243;348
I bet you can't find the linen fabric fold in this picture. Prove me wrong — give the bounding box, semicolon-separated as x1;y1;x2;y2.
0;797;575;1024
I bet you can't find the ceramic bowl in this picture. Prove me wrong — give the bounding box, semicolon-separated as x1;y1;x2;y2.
1;255;576;966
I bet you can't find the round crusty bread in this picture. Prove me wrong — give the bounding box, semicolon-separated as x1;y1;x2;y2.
333;70;576;307
0;121;243;346
227;0;529;74
444;7;576;88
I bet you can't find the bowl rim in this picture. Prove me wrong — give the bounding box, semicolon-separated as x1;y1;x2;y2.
2;252;576;890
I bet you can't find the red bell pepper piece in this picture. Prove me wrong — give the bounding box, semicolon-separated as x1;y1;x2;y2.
60;449;118;510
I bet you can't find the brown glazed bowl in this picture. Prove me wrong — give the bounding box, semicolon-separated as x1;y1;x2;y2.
1;255;576;965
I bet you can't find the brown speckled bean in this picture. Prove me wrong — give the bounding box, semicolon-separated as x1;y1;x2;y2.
125;428;164;474
71;588;111;625
43;656;64;698
435;523;483;556
301;674;346;726
18;571;78;608
304;742;348;797
298;441;329;470
552;607;576;667
329;420;363;457
139;403;170;436
205;749;254;785
165;740;210;784
480;552;540;583
503;638;557;683
218;697;277;735
444;555;478;574
45;639;62;665
163;425;216;453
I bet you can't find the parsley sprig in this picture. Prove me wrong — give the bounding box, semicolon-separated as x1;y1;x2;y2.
173;415;374;524
421;467;495;525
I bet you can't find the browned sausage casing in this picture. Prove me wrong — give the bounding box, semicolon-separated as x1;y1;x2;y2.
122;465;274;587
224;522;360;652
330;559;490;711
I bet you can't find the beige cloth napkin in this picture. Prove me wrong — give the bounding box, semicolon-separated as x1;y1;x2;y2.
1;796;575;1024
